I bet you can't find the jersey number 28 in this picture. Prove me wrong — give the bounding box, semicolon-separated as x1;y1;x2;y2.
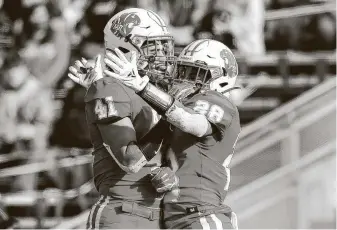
193;100;224;123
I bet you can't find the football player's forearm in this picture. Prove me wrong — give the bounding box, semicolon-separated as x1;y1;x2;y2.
117;142;148;173
98;117;155;173
166;102;212;137
103;139;147;174
139;83;212;137
101;139;146;174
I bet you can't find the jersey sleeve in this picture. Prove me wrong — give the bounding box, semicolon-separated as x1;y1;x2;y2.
183;91;237;134
85;79;132;124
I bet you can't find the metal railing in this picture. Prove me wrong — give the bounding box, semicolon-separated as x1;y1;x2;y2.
227;141;336;228
234;77;336;161
265;1;336;20
229;77;336;192
225;78;336;228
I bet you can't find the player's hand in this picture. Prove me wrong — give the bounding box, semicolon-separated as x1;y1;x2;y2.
150;166;178;193
68;54;103;89
168;82;197;101
103;48;149;93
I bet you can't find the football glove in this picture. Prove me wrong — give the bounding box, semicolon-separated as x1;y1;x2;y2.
68;54;104;89
168;82;198;102
103;48;149;93
150;166;178;193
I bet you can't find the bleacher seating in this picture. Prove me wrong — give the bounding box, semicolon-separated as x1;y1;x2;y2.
235;51;335;124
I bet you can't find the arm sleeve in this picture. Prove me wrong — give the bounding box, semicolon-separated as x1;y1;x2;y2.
165;101;212;137
164;91;237;138
137;82;211;137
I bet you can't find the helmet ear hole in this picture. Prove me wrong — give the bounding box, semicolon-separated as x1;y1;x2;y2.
118;47;129;53
219;82;228;88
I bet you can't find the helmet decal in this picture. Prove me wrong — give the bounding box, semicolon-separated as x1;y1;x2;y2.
220;49;237;78
183;39;209;56
147;10;166;32
110;12;141;39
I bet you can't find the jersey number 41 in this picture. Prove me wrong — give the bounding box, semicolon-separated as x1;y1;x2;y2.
95;96;118;120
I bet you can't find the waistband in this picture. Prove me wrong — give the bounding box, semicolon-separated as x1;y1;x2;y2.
121;201;161;221
95;195;162;221
164;203;232;229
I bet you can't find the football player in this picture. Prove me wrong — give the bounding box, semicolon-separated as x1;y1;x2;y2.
104;39;241;229
68;8;178;229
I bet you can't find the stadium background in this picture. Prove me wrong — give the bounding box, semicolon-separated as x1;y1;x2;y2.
0;0;335;228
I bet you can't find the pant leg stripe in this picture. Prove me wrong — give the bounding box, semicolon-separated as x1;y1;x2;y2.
94;196;110;230
231;212;239;230
88;196;104;229
86;211;91;229
210;214;224;230
199;216;211;230
90;196;108;230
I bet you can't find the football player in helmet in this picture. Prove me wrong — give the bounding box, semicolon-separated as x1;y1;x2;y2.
68;8;177;229
104;39;241;229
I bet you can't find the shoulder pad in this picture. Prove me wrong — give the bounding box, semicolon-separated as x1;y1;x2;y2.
85;77;135;103
184;91;239;132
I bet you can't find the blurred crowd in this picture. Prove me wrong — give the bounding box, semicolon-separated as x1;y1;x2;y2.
0;0;335;191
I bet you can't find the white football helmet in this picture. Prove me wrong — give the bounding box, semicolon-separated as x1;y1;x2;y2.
172;39;238;97
104;8;175;87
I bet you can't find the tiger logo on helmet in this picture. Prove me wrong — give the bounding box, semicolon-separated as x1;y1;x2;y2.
220;49;237;79
110;12;141;39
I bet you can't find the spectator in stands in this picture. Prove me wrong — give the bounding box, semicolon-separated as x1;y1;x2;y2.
151;0;198;45
53;0;90;49
78;0;138;58
17;0;71;88
50;83;91;149
0;52;56;191
0;0;16;69
84;0;130;44
194;0;266;55
0;2;14;50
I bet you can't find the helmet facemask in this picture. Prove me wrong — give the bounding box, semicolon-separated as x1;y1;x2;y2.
171;60;227;93
103;8;176;91
129;35;176;91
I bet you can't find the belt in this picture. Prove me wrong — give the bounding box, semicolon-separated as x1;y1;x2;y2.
121;201;161;221
166;204;232;229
